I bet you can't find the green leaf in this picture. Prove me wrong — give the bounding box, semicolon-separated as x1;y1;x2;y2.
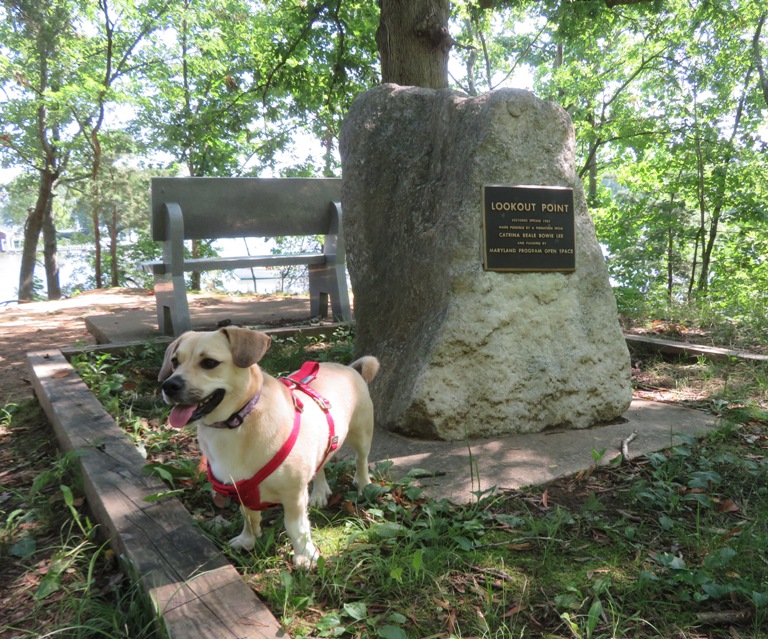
363;483;390;501
35;572;64;600
386;612;408;625
10;537;37;559
751;591;768;608
60;484;74;508
371;522;405;539
586;599;603;638
389;566;403;583
377;625;407;639
315;612;343;635
450;535;474;551
34;552;72;600
343;602;367;621
411;548;424;572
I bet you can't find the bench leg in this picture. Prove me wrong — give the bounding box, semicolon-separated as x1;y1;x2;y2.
308;263;352;322
154;273;192;336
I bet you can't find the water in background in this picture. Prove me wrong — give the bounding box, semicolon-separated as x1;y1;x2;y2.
0;239;292;305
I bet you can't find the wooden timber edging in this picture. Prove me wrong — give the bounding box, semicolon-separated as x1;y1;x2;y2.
28;350;292;638
624;333;768;363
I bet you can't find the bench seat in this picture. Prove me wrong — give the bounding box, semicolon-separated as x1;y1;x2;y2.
144;253;327;275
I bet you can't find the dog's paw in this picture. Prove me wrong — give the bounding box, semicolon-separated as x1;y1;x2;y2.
228;532;257;551
309;485;332;509
292;548;320;569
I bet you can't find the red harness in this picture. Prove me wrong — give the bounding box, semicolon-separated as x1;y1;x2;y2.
207;362;339;511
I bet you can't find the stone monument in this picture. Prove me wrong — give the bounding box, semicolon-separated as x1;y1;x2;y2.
340;84;631;440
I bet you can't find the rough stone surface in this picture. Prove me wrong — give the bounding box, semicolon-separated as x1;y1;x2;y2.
340;84;632;440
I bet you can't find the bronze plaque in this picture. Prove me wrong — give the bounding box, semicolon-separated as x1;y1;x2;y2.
482;185;576;272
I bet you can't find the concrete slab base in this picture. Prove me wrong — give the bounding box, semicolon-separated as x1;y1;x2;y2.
361;399;718;503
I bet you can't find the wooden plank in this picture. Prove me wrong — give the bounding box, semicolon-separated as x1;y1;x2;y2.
27;349;286;639
624;333;768;363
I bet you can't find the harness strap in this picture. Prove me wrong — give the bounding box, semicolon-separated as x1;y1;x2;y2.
207;407;300;511
207;361;337;511
281;362;339;467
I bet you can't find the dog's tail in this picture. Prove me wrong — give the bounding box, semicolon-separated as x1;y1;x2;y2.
349;356;380;384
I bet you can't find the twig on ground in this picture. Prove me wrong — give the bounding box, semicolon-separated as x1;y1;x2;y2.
695;610;752;626
621;430;638;461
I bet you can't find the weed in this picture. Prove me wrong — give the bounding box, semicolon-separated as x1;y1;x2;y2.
0;400;161;638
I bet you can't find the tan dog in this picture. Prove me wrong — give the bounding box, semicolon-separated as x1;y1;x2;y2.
158;327;379;567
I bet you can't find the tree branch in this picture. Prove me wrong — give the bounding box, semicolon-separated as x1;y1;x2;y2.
754;14;768;108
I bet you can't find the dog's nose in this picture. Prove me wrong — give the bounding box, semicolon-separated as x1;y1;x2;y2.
162;376;184;396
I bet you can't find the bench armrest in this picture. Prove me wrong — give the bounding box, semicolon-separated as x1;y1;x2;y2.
323;201;344;264
163;202;186;277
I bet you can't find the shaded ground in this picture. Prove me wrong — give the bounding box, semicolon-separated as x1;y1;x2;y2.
0;288;157;404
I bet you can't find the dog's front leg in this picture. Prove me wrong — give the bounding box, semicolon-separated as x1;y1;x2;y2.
283;492;318;568
229;507;262;551
309;466;333;508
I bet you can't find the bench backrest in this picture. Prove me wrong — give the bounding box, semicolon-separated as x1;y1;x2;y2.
150;177;342;242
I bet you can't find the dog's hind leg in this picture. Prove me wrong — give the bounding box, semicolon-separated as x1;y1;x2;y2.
229;507;262;551
353;446;371;490
309;467;333;508
345;419;373;490
284;492;318;568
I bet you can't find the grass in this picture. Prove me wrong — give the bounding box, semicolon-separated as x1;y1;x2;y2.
4;324;768;638
0;401;161;638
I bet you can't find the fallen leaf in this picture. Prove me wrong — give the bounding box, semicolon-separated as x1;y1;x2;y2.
503;603;527;617
718;499;740;513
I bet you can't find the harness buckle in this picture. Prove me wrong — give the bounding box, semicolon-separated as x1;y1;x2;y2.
227;413;244;428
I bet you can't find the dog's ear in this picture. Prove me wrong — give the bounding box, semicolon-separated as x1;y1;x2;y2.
221;328;271;368
158;335;184;381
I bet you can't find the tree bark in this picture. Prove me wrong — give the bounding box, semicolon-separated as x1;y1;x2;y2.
18;203;45;302
110;203;119;287
41;194;61;299
377;0;452;89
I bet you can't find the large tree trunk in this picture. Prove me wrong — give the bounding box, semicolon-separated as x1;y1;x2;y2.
18;171;54;301
110;203;119;287
41;194;61;299
377;0;452;89
18;211;43;302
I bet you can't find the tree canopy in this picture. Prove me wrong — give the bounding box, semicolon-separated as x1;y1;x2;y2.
0;0;765;333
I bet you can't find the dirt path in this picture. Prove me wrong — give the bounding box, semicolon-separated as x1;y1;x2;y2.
0;288;158;404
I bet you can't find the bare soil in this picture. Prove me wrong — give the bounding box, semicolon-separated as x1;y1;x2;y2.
0;288;158;405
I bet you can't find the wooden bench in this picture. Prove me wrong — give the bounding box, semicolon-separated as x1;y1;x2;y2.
145;177;352;336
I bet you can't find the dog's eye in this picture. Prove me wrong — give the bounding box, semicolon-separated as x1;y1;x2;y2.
171;357;179;369
201;358;220;370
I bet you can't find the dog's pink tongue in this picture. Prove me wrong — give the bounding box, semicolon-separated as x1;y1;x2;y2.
168;404;197;429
